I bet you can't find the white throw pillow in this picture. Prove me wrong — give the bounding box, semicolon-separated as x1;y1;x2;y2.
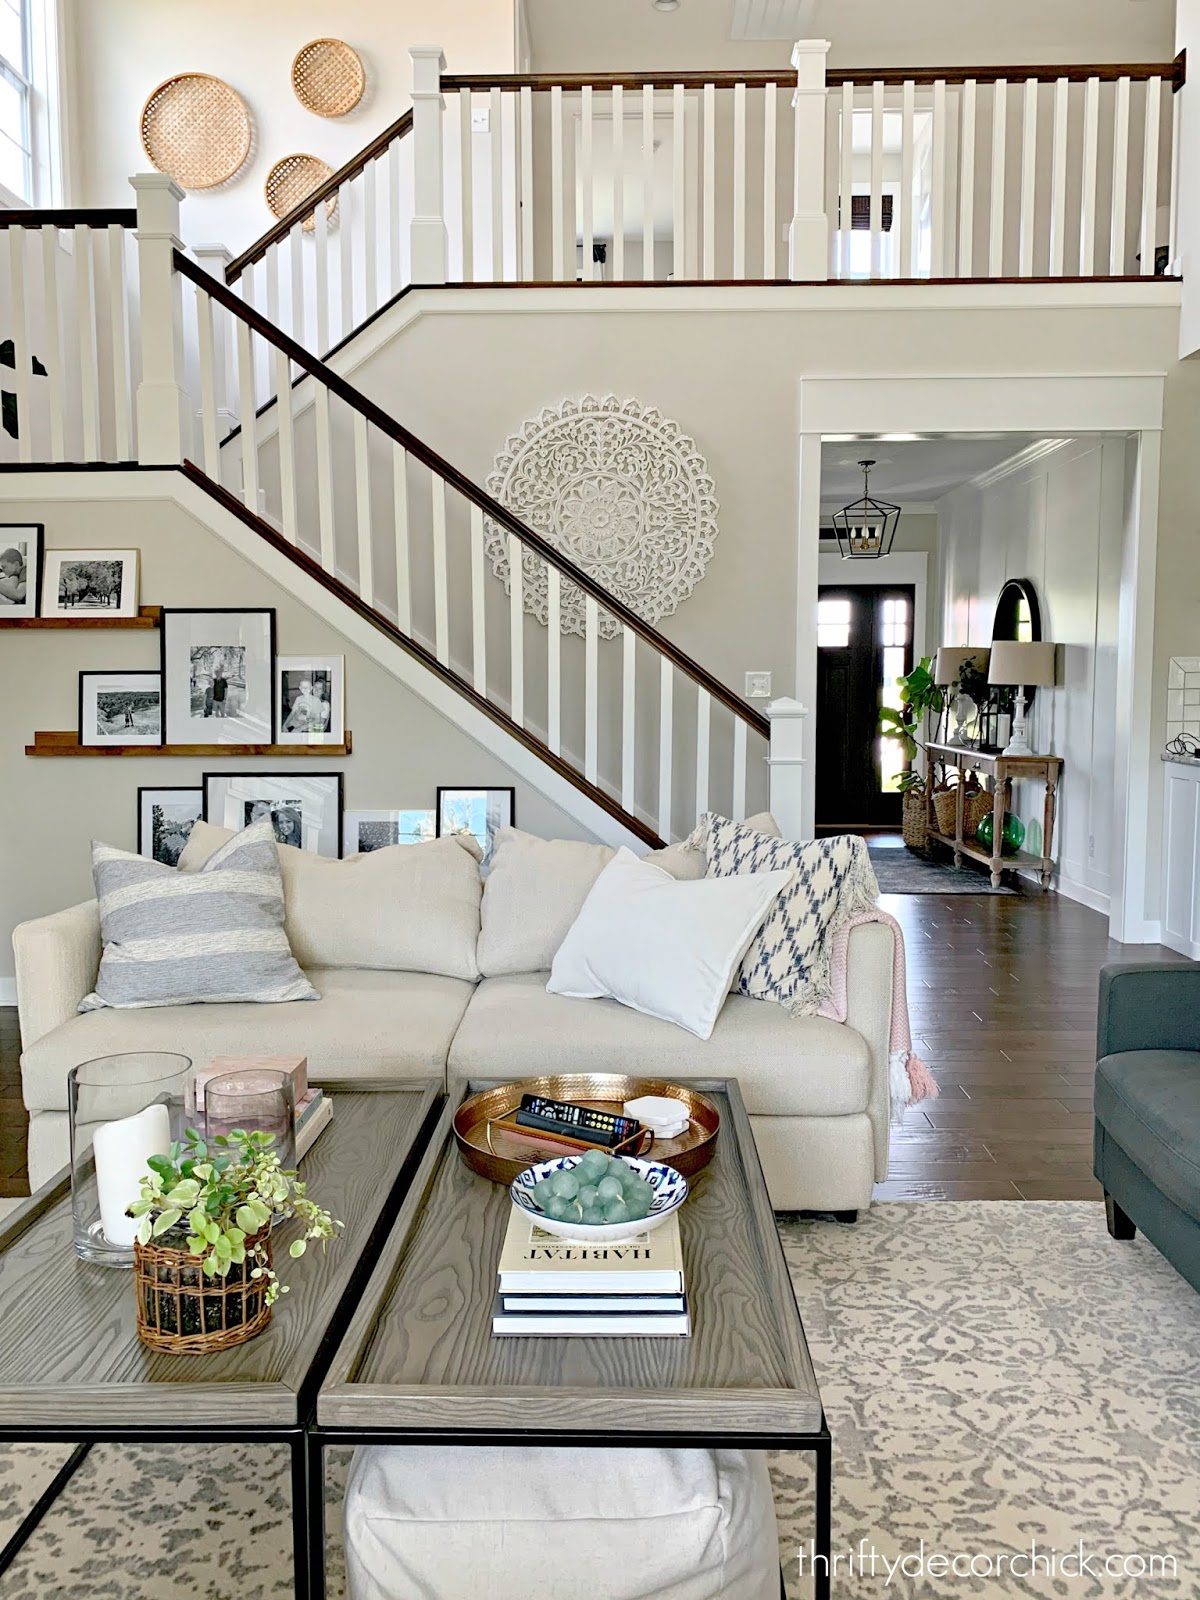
547;847;792;1040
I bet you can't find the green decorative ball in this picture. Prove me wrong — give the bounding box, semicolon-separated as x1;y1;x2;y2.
976;812;1026;855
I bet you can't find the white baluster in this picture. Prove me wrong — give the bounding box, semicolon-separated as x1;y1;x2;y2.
196;288;220;479
546;564;561;753
581;83;595;281
762;81;777;277
1049;78;1069;276
459;88;475;281
1080;76;1100;275
388;136;403;295
409;46;448;284
40;225;64;462
695;688;711;818
7;227;31;463
1140;75;1162;277
930;79;947;277
958;79;977;277
732;718;748;822
354;411;373;606
107;224;131;459
470;501;487;692
314;384;335;572
702;82;716;279
432;476;449;665
733;79;746;279
314;197;330;353
276;344;297;543
1169;76;1182;275
551;84;565;280
869;79;884;278
585;594;599;784
622;625;636;813
658;658;673;840
491;85;504;281
75;224;101;459
839;80;854;276
339;181;354;337
788;39;832;279
364;158;378;311
1111;75;1131;274
1018;78;1038;277
236;317;258;512
642;84;656;280
989;79;1008;277
672;82;685;279
612;85;625;281
900;79;915;277
520;86;534;280
265;241;282;355
394;443;411;634
508;531;524;724
290;228;306;347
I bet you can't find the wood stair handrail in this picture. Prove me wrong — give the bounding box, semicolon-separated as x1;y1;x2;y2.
0;208;137;229
175;249;769;740
225;110;414;283
179;461;665;848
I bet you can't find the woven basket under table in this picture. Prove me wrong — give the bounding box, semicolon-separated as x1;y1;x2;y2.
134;1226;272;1355
901;788;929;852
932;786;994;839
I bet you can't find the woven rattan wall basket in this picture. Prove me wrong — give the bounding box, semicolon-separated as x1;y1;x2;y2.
264;153;338;232
292;37;365;118
140;73;252;190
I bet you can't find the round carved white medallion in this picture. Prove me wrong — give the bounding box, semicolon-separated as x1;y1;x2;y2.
484;395;719;639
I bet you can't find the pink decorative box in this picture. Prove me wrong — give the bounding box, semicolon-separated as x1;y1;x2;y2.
187;1055;309;1116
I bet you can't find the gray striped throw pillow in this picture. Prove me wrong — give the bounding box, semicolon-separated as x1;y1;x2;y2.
80;816;319;1011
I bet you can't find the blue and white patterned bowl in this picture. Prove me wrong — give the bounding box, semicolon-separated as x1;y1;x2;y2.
510;1154;688;1244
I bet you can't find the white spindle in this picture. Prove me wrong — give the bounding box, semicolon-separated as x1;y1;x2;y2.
762;81;777;277
642;84;655;280
581;83;595;281
732;718;748;822
491;85;504;281
1140;75;1162;276
621;625;636;812
869;79;884;278
236;318;258;512
551;84;565;280
432;477;449;666
196;289;220;479
276;345;297;542
40;226;64;461
107;225;131;459
1111;75;1131;274
585;594;599;784
930;80;947;277
1018;78;1038;277
672;82;685;279
364;159;378;310
733;79;746;279
695;689;711;818
989;79;1008;277
460;88;475;281
546;565;561;753
958;80;977;277
265;241;282;346
393;444;411;634
314;198;330;354
470;502;487;692
508;531;524;724
900;79;915;277
7;228;30;463
353;411;373;605
290;229;306;348
387;137;403;295
1080;76;1100;275
75;226;100;459
339;186;354;337
612;85;625;280
702;82;716;280
839;80;854;276
314;384;335;572
658;658;673;840
520;86;534;280
1170;79;1182;273
1049;78;1069;276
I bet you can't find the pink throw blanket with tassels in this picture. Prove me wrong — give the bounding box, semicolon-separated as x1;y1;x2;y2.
816;909;938;1124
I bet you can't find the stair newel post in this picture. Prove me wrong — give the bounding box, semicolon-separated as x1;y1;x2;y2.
131;173;191;464
410;46;449;284
765;697;810;841
788;39;832;281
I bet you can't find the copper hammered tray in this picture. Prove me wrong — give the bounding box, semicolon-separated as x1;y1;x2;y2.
454;1075;720;1186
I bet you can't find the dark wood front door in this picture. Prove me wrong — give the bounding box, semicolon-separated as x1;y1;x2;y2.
816;585;914;831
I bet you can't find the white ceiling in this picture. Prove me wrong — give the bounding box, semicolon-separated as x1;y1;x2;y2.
820;437;1046;503
523;0;1175;74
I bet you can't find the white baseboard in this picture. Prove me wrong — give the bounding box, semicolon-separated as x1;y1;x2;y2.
1049;872;1111;916
0;978;16;1007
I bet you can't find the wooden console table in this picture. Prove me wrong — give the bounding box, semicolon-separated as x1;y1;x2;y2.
926;742;1063;890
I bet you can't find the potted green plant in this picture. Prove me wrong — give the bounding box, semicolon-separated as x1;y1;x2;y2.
129;1127;339;1355
879;657;947;852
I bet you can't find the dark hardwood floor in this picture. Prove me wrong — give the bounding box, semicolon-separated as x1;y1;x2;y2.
0;882;1189;1203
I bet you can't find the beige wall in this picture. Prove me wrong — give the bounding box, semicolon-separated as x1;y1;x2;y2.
0;490;597;986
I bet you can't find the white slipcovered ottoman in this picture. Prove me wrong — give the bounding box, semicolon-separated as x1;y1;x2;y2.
343;1444;780;1600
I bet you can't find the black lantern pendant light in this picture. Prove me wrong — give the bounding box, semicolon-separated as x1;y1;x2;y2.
832;458;900;560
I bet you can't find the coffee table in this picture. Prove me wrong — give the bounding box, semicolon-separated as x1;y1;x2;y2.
311;1076;831;1600
0;1080;442;1600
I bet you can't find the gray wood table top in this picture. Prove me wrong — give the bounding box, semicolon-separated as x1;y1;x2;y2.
0;1081;440;1429
319;1077;823;1436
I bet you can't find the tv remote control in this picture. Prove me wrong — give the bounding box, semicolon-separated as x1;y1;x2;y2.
515;1094;643;1149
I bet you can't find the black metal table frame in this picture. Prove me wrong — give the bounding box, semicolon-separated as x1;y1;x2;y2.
304;1416;833;1600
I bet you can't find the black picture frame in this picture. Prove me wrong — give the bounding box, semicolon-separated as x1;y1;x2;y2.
78;669;163;747
137;786;204;866
0;521;44;619
435;786;516;866
202;770;344;858
160;607;277;747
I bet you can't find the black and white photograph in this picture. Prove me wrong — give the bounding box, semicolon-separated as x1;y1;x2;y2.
276;654;345;746
41;548;139;619
138;787;203;867
343;809;435;856
203;772;343;857
161;609;275;746
78;671;162;747
436;786;515;868
0;522;43;619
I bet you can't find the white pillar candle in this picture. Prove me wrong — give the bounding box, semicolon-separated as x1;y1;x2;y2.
92;1103;172;1250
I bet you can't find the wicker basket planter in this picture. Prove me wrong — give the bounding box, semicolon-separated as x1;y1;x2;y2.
932;785;993;840
901;788;930;852
134;1226;272;1355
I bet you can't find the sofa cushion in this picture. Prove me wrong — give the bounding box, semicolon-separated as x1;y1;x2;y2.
179;820;482;981
449;972;870;1118
1095;1050;1200;1224
22;968;476;1113
477;814;782;978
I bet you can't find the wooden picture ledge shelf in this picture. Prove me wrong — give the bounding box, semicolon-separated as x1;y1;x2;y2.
0;606;161;630
26;731;354;758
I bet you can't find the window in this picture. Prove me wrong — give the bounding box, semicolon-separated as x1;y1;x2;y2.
878;596;911;793
818;597;851;649
0;0;30;203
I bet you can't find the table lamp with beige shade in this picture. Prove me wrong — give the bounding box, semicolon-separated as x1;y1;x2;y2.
988;640;1057;757
934;646;991;745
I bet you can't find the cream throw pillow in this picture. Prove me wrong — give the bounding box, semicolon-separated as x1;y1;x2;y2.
179;820;482;980
547;847;792;1040
477;815;781;977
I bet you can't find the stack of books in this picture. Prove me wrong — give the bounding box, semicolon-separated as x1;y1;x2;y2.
294;1087;333;1159
492;1209;690;1337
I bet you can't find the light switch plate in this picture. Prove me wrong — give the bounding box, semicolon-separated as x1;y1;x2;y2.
745;671;772;699
471;108;491;133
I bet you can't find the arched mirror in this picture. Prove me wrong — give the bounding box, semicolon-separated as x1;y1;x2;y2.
990;577;1043;721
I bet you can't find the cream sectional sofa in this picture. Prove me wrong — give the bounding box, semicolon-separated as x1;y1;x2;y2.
13;823;894;1211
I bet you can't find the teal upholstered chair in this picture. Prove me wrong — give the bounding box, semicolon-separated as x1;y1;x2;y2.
1094;963;1200;1291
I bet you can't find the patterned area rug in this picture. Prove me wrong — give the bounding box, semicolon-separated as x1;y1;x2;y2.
868;843;1018;895
2;1203;1198;1598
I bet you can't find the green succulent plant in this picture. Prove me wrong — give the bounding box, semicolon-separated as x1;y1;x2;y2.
129;1127;339;1306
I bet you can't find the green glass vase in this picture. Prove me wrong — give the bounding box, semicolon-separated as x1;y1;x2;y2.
976;812;1026;855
